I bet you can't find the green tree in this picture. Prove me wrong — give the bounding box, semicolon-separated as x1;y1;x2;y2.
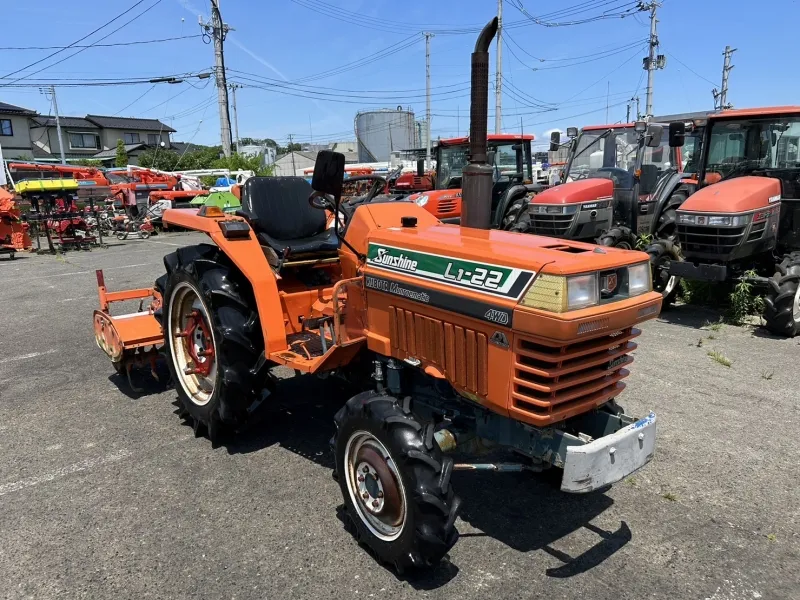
137;148;181;171
73;159;104;167
115;139;128;168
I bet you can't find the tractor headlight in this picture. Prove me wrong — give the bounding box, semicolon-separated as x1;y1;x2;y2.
414;194;429;207
567;273;599;310
520;273;598;313
678;213;750;227
628;262;652;296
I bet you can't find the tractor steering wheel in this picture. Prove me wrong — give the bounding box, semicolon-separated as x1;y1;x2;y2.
308;191;336;211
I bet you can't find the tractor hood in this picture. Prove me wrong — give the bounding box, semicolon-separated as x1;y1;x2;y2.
531;178;613;205
680;176;781;213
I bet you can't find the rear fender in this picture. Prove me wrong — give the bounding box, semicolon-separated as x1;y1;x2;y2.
165;208;287;354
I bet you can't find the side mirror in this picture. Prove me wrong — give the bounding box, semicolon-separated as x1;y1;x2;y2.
566;127;578;139
311;150;345;199
634;120;647;133
646;125;664;148
668;122;686;147
549;131;561;152
416;158;425;176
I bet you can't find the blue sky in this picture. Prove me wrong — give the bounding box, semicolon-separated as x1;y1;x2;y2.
2;0;798;150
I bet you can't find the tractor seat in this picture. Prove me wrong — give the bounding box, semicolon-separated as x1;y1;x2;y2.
239;176;338;257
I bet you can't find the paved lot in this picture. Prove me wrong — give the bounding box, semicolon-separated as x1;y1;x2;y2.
0;232;798;600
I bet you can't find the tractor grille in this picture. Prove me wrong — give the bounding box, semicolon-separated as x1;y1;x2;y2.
511;327;638;425
437;199;458;215
389;307;488;396
678;224;747;256
746;220;767;242
527;213;576;237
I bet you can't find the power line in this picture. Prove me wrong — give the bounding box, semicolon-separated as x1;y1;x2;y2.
0;0;164;88
0;35;201;51
508;0;645;27
0;0;150;81
662;49;717;87
113;84;157;115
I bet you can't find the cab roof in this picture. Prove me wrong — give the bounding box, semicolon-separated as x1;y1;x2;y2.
438;133;534;147
710;106;800;119
582;123;635;131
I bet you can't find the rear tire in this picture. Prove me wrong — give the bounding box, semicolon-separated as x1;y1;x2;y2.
597;227;633;250
646;240;681;307
333;391;460;572
161;244;264;441
764;252;800;337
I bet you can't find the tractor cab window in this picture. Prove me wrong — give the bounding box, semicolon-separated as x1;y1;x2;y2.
681;130;703;174
704;115;800;199
566;127;671;189
436;141;530;188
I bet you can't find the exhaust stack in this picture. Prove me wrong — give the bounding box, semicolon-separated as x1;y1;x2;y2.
461;17;498;230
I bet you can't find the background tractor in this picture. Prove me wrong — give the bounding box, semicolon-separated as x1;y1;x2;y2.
669;106;800;336
407;133;540;227
92;18;661;571
512;121;687;304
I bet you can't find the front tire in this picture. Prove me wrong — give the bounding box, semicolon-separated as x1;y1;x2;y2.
161;244;264;440
646;240;681;307
334;391;460;572
597;227;633;250
764;252;800;337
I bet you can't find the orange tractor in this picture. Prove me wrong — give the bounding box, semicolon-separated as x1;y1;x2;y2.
0;186;32;258
668;106;800;336
93;19;660;570
406;133;537;225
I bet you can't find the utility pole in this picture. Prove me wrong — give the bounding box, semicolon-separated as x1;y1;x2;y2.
46;85;66;165
289;134;297;175
605;82;610;123
713;46;736;110
635;96;641;120
641;1;665;119
626;101;631;123
230;83;240;154
201;0;233;157
424;32;433;170
494;0;502;134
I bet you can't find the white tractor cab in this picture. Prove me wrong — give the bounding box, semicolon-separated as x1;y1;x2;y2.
516;121;677;244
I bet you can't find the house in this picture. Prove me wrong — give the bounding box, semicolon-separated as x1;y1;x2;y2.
28;114;175;165
0;102;37;159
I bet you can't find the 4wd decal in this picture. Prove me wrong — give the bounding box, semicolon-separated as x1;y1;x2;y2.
366;243;534;300
365;275;514;327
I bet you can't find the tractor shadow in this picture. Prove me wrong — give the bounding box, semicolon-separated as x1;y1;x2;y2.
655;303;724;329
107;360;172;399
214;373;628;588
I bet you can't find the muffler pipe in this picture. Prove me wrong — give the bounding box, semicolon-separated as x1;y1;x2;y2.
461;17;498;231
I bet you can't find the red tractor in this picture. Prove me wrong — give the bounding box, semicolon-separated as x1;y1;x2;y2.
669;106;800;336
407;134;538;226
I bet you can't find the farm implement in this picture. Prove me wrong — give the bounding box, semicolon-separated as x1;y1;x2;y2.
92;19;660;571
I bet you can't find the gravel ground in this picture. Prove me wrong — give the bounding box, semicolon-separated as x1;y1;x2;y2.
0;232;797;600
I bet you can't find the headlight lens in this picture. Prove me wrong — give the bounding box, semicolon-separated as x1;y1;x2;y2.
628;262;652;296
414;194;429;207
567;274;599;310
678;213;750;226
520;273;600;313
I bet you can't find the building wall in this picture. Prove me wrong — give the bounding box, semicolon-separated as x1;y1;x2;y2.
273;153;316;177
31;125;101;157
99;128;170;150
0;114;34;158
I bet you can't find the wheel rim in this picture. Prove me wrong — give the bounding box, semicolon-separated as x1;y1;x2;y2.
344;431;407;541
793;284;800;323
652;254;676;296
168;282;217;406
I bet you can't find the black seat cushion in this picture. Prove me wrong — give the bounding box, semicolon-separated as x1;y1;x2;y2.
240;176;338;256
256;227;339;255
